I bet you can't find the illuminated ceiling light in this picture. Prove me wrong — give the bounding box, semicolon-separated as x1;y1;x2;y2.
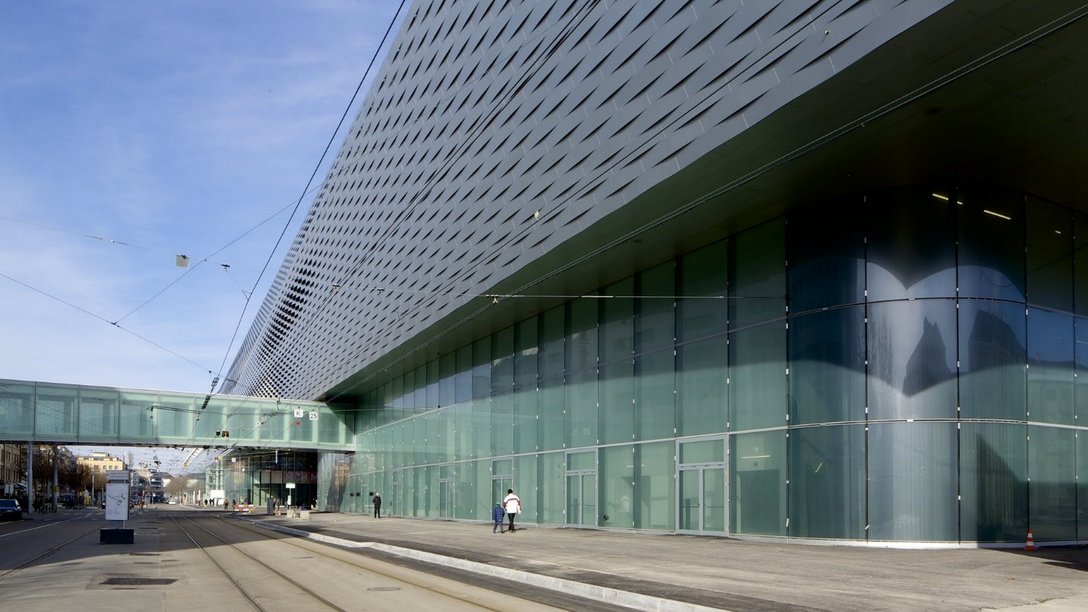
931;193;949;201
983;209;1012;221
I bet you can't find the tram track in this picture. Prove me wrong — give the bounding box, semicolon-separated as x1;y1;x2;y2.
179;512;567;612
169;512;345;612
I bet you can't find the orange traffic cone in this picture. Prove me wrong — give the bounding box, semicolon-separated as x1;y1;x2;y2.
1024;530;1037;551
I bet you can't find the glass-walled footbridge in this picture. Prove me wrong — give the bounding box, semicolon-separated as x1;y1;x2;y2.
0;379;352;451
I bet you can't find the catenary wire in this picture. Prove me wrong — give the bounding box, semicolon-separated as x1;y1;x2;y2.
0;270;214;374
228;0;804;396
210;0;410;392
221;0;601;399
176;0;411;447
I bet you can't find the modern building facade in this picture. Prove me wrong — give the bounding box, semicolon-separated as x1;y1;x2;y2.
225;0;1088;545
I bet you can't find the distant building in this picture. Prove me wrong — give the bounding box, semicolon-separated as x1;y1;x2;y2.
77;452;125;474
0;443;22;494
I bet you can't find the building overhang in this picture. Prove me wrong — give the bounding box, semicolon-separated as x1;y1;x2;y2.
324;1;1088;401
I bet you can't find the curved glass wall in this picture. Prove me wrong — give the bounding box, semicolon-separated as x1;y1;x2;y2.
344;185;1088;545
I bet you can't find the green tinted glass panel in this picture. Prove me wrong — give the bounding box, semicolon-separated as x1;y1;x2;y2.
678;337;726;436
0;381;34;434
600;362;634;444
868;300;957;420
788;425;865;539
729;323;784;431
515;454;537;524
788;307;865;425
868;422;957;542
638;261;675;353
566;369;597;448
601;278;633;364
731;220;785;327
703;468;725;533
568;450;595;471
35;384;77;437
959;423;1026;543
600;445;635;528
1028;426;1076;542
120;392;157;438
636;441;674;530
635;348;675;441
959;300;1026;421
1027;309;1073;425
680;438;723;465
730;430;786;536
679;469;699;531
539;452;566;524
568;298;598;372
538;378;564;451
679;242;726;342
78;389;119;439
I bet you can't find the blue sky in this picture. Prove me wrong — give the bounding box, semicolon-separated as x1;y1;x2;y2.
0;1;405;395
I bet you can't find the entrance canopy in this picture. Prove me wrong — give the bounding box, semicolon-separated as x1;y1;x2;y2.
0;378;352;451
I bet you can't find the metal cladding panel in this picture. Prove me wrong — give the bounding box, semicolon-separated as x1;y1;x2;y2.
225;0;947;399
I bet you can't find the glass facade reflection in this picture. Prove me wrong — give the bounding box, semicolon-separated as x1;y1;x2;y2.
340;186;1088;545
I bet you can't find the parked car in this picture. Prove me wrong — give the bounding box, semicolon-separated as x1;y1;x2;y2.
0;499;22;521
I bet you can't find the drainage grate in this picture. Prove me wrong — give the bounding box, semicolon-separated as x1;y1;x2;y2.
100;577;177;586
367;587;402;592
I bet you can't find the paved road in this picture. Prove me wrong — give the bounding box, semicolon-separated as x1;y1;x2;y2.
250;511;1088;612
5;506;1087;611
0;506;614;611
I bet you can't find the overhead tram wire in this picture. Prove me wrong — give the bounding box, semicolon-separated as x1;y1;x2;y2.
0;215;168;255
0;270;214;375
318;2;1088;404
222;0;801;397
112;191;321;326
222;0;604;398
256;0;603;339
183;0;409;447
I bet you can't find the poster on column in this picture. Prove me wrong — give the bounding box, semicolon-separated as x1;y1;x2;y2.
105;470;130;521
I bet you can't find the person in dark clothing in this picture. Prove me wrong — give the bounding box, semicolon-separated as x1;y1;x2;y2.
492;503;505;533
372;492;382;518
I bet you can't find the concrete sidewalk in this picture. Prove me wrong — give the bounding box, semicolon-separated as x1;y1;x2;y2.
246;512;1088;612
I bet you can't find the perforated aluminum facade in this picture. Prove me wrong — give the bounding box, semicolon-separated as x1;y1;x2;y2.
225;0;950;399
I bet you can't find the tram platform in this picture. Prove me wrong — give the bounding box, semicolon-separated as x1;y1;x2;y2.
247;510;1088;611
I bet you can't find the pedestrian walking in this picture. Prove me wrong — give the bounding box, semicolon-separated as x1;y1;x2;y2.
492;503;505;533
502;489;521;533
372;492;382;518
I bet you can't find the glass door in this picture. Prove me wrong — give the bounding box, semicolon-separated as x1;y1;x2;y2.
565;450;596;526
390;470;403;518
439;477;456;519
677;437;726;534
492;475;511;506
679;466;725;532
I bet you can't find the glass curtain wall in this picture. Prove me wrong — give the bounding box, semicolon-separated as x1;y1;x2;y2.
349;185;1087;545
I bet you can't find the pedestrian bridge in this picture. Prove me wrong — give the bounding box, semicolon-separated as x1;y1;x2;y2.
0;378;352;451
